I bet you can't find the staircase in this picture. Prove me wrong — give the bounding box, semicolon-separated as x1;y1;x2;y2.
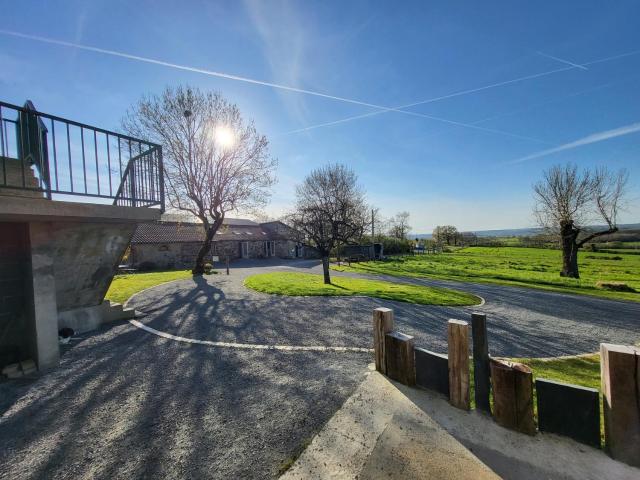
0;157;44;198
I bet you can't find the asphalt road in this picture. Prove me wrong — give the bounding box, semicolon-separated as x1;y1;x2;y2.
1;258;638;479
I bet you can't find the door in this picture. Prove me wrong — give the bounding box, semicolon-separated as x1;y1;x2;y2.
241;242;249;258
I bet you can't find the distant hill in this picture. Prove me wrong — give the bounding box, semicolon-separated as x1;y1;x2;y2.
414;223;640;239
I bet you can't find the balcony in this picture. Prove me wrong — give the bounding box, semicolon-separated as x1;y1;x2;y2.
0;100;164;210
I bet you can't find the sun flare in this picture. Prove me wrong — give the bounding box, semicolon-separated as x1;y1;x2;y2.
214;125;235;149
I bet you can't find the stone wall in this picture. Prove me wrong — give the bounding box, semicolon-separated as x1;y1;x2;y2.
275;240;296;258
131;237;319;269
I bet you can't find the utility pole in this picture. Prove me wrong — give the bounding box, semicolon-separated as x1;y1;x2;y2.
371;208;376;261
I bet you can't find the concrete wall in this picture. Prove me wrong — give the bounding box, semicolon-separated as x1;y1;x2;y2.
0;222;30;367
0;219;141;370
45;222;137;311
25;223;60;370
0;193;161;371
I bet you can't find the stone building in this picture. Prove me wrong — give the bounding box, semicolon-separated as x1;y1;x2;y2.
129;218;316;270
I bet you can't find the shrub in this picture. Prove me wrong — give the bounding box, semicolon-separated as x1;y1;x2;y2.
203;263;213;274
595;281;636;293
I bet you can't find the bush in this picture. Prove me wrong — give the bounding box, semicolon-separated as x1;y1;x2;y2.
381;237;413;255
204;263;213;274
595;281;636;293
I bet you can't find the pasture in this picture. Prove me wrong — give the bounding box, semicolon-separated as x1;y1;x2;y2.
334;246;640;302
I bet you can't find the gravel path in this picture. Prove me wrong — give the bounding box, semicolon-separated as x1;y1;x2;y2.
0;319;369;479
1;258;638;479
129;259;639;358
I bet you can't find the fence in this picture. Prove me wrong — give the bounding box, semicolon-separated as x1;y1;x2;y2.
372;307;640;468
0;100;164;210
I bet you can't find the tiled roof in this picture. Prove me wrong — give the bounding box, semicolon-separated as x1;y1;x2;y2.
132;222;204;243
131;219;292;244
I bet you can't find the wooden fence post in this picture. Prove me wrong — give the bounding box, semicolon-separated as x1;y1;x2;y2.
601;343;640;466
373;308;394;374
384;331;415;386
448;319;470;410
471;312;491;413
490;358;536;435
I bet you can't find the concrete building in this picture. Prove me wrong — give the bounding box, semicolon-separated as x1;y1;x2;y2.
0;100;163;372
129;218;316;269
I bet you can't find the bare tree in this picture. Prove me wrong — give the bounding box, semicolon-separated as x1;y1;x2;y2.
370;207;387;243
533;163;628;278
123;86;277;274
389;211;412;239
433;225;459;245
289;164;369;284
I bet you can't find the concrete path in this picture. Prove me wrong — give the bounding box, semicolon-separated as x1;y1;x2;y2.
282;369;500;479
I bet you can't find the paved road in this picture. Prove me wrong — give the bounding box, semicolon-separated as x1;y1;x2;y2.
1;258;638;479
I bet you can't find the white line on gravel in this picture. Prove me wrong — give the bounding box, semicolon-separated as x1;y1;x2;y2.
129;320;374;353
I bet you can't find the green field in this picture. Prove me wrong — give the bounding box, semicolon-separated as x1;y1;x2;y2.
244;272;480;306
105;270;193;304
333;246;640;302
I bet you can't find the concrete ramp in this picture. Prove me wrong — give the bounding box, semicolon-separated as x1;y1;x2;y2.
281;368;499;479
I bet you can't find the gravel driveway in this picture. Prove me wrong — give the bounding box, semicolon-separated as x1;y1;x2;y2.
130;259;639;358
1;258;638;479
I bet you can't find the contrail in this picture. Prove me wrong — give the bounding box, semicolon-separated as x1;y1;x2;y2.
536;51;588;70
286;106;550;144
0;29;548;143
506;122;640;164
287;65;575;134
0;29;391;111
288;48;640;134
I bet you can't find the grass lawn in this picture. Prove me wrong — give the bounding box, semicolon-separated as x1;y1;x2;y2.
333;246;640;302
244;272;481;306
105;270;193;304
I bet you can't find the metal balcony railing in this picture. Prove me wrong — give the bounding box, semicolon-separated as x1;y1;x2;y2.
0;100;164;210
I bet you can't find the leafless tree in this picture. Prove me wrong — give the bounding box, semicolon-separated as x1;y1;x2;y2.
533;163;628;278
433;225;459;246
389;211;412;240
370;207;387;243
123;86;277;274
288;164;369;284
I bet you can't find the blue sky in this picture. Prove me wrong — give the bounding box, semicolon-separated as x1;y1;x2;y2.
1;0;639;232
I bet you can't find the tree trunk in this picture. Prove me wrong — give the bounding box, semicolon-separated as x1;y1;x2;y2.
322;256;331;284
560;220;580;278
193;226;216;275
193;217;224;275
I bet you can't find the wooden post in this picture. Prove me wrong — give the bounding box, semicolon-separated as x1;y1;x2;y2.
447;319;470;410
601;343;640;466
490;358;536;435
384;331;415;386
471;313;491;413
373;308;394;374
226;256;229;275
